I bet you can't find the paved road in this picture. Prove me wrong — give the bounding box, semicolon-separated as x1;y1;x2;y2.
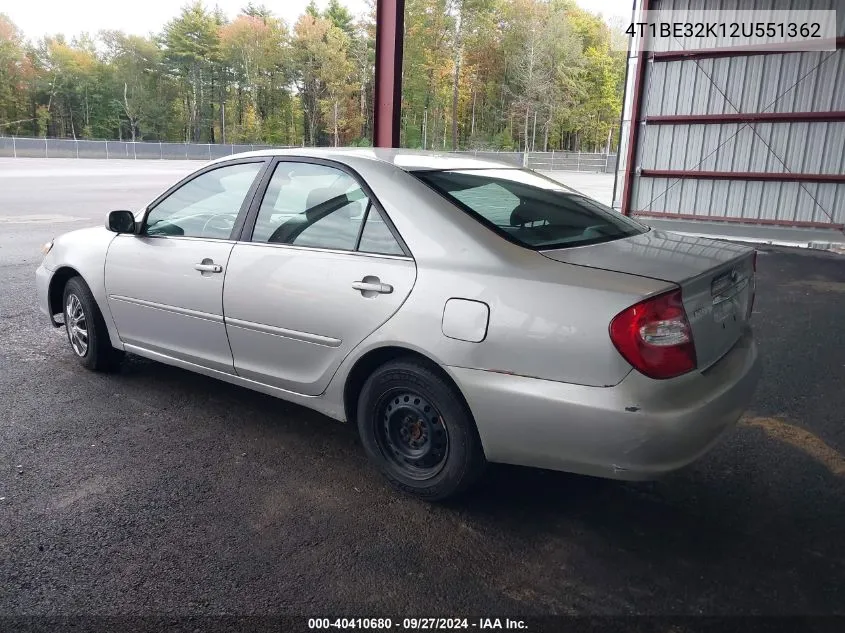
1;159;845;619
540;171;616;206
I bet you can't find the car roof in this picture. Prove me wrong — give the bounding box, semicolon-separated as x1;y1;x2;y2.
210;147;522;172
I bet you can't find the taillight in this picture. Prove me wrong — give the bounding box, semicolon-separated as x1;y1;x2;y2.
609;288;697;380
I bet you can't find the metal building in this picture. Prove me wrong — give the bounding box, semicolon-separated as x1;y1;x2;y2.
614;0;845;241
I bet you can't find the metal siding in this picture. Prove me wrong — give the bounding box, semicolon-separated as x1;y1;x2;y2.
833;183;845;224
663;63;682;115
745;181;765;219
802;183;820;223
816;51;839;108
813;184;845;224
778;182;800;221
665;172;684;210
748;123;770;170
616;0;845;228
641;122;659;167
634;178;845;224
832;53;845;107
690;62;711;113
645;50;845;116
725;180;745;217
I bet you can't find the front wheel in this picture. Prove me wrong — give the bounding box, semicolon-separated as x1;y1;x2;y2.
62;276;123;371
357;359;486;500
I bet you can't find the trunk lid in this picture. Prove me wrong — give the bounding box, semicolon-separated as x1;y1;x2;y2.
541;229;755;370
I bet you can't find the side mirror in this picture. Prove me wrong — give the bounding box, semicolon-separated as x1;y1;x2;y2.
106;210;137;234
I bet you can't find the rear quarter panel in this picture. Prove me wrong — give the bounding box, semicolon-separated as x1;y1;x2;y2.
326;159;675;389
332;255;673;388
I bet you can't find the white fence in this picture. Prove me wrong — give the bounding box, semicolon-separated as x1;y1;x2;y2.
451;150;618;173
0;137;282;160
0;137;617;173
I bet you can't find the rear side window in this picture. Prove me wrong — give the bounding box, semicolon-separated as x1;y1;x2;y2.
250;161;406;256
251;162;368;248
415;169;647;250
358;207;404;256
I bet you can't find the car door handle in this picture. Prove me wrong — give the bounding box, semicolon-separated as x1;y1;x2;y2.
194;262;223;273
352;280;393;294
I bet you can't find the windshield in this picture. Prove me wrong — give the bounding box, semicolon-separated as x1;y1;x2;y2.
414;168;647;250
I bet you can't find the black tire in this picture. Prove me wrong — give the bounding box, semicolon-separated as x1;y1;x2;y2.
357;358;486;500
62;276;123;371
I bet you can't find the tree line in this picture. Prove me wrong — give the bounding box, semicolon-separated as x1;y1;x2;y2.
0;0;625;152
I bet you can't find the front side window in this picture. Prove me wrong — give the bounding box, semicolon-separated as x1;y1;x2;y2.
414;168;647;250
144;162;262;239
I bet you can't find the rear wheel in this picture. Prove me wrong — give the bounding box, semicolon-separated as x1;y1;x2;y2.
62;276;123;371
357;359;486;500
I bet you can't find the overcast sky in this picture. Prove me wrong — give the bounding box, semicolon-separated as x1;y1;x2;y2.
4;0;632;41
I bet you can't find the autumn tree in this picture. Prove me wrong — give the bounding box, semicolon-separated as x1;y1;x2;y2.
402;0;452;149
293;11;358;147
324;0;356;36
101;32;175;141
161;2;220;141
0;1;625;151
0;14;34;135
32;35;105;139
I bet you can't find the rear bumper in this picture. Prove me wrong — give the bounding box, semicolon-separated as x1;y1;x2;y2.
449;328;761;480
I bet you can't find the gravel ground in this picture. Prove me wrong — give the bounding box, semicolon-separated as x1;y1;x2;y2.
1;159;844;624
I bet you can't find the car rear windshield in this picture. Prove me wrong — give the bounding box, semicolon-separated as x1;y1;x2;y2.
414;168;647;250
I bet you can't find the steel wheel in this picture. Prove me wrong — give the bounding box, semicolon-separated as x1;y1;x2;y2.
375;388;450;480
65;293;88;357
358;359;487;500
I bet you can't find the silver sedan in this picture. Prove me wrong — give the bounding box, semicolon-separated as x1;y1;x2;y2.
36;149;761;499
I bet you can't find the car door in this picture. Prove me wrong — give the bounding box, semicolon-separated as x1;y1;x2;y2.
223;159;417;395
105;159;267;373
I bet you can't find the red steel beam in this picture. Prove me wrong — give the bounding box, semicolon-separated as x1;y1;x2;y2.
640;169;845;184
373;0;405;148
652;36;845;62
645;111;845;125
632;210;843;230
620;0;650;216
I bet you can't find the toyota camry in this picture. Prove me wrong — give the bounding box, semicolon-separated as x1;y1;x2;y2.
36;149;761;499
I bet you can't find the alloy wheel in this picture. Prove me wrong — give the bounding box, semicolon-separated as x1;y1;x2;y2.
65;293;88;357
